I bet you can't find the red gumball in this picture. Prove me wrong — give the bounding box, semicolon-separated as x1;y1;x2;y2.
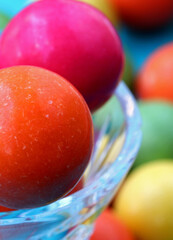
0;66;93;209
0;0;123;112
0;206;14;212
66;177;84;196
90;209;135;240
136;43;173;102
112;0;173;29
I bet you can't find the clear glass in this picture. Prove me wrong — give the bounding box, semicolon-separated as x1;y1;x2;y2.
0;82;142;240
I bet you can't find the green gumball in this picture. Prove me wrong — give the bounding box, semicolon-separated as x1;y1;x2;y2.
122;54;134;90
133;101;173;170
92;96;124;135
0;12;10;30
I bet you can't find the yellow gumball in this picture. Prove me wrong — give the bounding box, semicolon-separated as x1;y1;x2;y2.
77;0;119;26
114;160;173;240
84;133;125;181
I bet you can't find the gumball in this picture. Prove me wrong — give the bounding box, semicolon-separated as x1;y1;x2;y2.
92;96;124;132
115;161;173;240
122;52;134;90
132;101;173;169
0;206;14;212
76;0;119;26
0;12;10;30
66;178;84;196
0;0;124;112
90;209;135;240
111;0;173;29
0;66;93;209
136;43;173;102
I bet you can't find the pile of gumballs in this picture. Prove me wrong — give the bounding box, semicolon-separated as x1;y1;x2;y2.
0;0;123;210
0;0;173;240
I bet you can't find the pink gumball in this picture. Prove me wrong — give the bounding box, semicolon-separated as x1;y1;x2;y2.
0;0;123;111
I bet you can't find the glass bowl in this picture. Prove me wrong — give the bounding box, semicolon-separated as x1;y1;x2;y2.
0;82;142;240
0;2;142;239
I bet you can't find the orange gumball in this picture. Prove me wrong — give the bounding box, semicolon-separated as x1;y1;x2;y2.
0;206;14;212
0;66;93;209
112;0;173;29
136;43;173;102
90;209;135;240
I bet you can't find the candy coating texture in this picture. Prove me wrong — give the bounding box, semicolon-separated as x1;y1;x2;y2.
0;0;123;111
0;66;93;209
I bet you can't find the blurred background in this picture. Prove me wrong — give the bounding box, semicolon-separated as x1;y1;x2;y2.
0;0;173;239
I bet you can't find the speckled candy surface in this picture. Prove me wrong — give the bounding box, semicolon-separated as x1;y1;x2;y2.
0;66;93;209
